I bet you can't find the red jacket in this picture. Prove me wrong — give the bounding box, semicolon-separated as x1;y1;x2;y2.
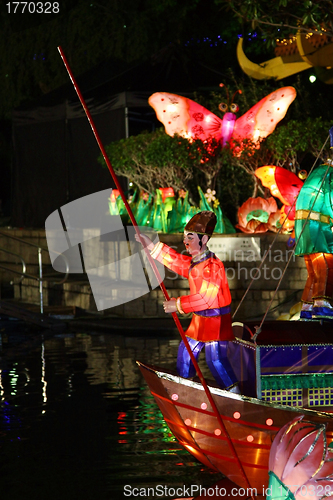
151;243;234;342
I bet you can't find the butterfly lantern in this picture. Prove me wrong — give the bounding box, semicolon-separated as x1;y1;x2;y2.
255;166;304;232
148;85;296;154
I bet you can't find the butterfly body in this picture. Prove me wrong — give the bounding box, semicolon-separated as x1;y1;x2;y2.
221;112;236;146
149;87;296;152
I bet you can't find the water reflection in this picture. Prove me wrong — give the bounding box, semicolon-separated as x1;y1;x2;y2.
0;329;221;499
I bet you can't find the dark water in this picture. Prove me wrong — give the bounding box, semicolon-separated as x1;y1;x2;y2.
0;324;221;500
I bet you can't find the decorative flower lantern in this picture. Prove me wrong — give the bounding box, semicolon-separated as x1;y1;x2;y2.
204;189;216;203
110;189;120;203
268;416;333;500
159;187;175;203
236;197;279;233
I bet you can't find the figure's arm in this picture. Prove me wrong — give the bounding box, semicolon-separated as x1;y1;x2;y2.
135;234;191;277
150;242;191;278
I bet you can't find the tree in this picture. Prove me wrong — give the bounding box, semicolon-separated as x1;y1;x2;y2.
233;118;331;198
99;128;239;196
216;0;333;47
0;0;240;118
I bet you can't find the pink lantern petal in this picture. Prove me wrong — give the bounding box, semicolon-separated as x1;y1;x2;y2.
282;430;326;490
269;416;305;476
312;459;333;481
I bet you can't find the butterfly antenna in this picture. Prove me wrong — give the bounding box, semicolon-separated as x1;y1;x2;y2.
219;83;229;103
231;89;242;103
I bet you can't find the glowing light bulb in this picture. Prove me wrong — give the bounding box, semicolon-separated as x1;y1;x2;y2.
253;130;261;141
167;104;178;112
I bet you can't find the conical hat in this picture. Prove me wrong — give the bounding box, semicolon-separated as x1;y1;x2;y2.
185;211;216;236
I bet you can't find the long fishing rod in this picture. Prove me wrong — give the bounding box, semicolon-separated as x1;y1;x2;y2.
57;46;252;491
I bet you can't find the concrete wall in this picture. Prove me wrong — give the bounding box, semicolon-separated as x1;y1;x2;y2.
0;229;306;321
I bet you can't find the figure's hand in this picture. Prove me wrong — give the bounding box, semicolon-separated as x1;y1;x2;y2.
134;233;154;250
163;298;177;314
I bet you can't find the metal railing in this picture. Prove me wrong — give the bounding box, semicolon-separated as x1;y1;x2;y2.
0;247;26;281
0;230;69;314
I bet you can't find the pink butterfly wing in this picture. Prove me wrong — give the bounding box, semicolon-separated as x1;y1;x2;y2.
232;86;297;143
148;92;223;141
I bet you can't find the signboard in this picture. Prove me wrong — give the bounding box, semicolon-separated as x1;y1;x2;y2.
209;237;261;262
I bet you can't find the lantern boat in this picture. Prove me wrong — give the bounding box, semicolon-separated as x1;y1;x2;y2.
55;54;333;496
137;319;333;492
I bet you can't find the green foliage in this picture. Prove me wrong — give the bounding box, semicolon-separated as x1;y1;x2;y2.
99;128;201;194
99;126;254;223
215;0;333;47
99;125;253;211
266;118;331;167
112;187;235;234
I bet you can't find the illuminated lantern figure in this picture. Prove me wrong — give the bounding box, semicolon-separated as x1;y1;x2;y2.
255;159;333;320
255;166;304;232
135;211;238;390
295;158;333;320
148;86;296;153
267;416;333;500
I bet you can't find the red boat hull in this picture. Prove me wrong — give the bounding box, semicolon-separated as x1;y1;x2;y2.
137;361;333;492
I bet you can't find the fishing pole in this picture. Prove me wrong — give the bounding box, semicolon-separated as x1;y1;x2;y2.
57;46;253;492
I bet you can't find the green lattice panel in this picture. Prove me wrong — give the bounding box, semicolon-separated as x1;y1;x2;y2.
308;387;333;407
261;388;303;406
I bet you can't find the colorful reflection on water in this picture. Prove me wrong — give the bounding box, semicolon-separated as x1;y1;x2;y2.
0;329;221;499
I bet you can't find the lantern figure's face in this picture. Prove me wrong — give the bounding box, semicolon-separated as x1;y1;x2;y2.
183;231;202;256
